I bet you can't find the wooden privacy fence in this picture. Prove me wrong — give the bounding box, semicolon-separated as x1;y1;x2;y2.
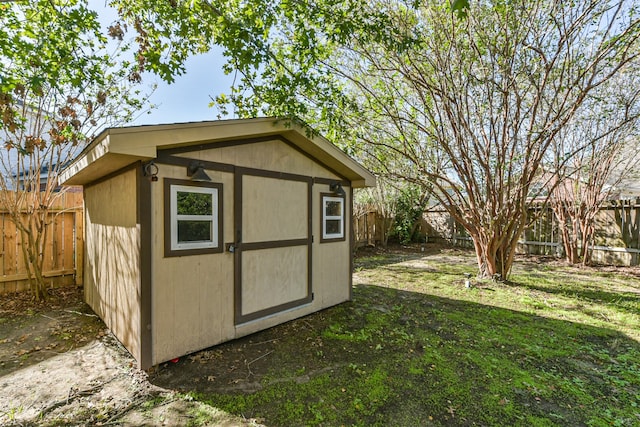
353;207;384;247
0;191;83;294
355;200;640;266
516;200;640;265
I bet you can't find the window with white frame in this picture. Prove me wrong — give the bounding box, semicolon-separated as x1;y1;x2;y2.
165;179;222;256
321;194;345;242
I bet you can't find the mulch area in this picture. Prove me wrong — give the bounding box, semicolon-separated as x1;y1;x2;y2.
0;286;84;315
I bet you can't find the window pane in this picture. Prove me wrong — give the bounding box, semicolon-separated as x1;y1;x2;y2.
177;191;212;216
177;220;212;243
325;200;342;216
325;219;342;235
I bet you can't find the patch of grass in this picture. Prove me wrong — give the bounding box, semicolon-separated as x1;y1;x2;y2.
186;403;226;427
157;249;640;426
199;365;393;426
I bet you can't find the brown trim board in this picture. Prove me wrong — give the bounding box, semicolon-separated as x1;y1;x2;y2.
241;238;310;251
158;135;279;156
233;170;243;325
156;153;235;174
238;296;314;324
313;177;350;187
156;155;351;190
137;162;153;370
349;186;354;301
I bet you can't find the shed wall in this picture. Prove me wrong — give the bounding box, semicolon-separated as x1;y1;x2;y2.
175;138;342;180
312;185;352;307
152;138;352;363
151;164;236;365
235;179;352;338
84;167;141;362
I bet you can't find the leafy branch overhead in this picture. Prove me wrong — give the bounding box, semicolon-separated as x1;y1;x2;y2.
113;0;640;279
0;0;150;300
1;0;147;143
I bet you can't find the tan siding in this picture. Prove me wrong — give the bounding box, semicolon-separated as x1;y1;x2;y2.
152;140;353;363
312;183;352;307
151;165;235;365
235;164;351;338
180;138;343;183
242;175;308;242
241;246;308;315
84;168;141;362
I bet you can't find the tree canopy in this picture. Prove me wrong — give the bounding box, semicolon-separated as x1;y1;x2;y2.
113;0;640;278
1;0;145;142
1;0;149;299
547;67;640;265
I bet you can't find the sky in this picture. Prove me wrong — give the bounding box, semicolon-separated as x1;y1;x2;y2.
93;1;234;126
131;50;234;126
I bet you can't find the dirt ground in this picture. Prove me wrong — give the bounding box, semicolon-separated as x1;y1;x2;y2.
0;284;361;426
2;245;637;426
0;287;262;426
0;245;430;425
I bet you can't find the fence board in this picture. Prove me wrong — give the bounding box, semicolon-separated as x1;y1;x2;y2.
75;209;83;286
0;190;83;294
3;216;18;293
0;214;5;280
62;212;74;273
42;213;54;274
357;200;640;266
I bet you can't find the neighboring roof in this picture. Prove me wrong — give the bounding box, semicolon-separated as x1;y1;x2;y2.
60;117;375;188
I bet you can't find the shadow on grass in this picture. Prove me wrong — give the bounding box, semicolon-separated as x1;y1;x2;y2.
148;284;640;427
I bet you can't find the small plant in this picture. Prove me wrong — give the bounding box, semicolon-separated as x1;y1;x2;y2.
3;404;24;421
390;184;428;245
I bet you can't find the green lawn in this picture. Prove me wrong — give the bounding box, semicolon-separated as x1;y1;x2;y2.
152;248;640;426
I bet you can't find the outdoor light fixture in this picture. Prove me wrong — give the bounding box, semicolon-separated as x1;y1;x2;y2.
330;181;346;196
187;161;212;182
143;161;159;182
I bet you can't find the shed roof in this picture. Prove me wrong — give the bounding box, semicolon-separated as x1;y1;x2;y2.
60;117;376;187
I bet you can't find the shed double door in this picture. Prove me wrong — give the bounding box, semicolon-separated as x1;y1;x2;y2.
232;168;313;324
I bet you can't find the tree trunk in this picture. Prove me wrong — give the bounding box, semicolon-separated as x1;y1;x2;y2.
551;203;582;264
16;206;49;301
19;227;47;301
471;235;512;280
469;214;526;280
579;221;595;266
560;224;580;264
551;201;599;266
473;238;496;278
558;217;580;264
381;217;394;248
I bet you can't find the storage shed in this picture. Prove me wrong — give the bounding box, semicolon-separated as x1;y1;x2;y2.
60;118;375;369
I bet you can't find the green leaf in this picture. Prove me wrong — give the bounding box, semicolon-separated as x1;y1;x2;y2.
451;0;470;18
